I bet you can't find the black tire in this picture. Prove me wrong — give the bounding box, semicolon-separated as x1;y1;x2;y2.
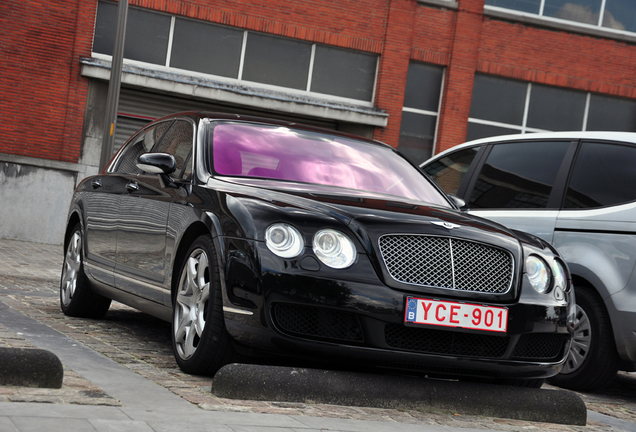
60;223;111;319
171;235;235;375
549;285;618;391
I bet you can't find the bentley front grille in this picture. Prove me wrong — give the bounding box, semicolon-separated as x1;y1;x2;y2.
379;235;514;294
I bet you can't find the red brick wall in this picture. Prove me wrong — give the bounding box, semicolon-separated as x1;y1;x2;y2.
477;18;636;98
0;0;94;162
132;0;388;53
2;0;636;163
373;0;417;146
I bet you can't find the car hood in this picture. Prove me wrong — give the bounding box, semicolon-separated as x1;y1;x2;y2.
211;177;525;301
213;177;523;253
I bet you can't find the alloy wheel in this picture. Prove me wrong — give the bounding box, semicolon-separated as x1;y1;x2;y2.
61;231;82;307
173;249;210;360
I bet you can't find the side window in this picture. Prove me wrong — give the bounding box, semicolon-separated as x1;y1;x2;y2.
565;142;636;209
469;141;570;209
153;120;194;179
422;146;480;196
110;121;172;174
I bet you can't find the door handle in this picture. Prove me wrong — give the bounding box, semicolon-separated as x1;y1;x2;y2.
126;181;140;192
91;179;103;189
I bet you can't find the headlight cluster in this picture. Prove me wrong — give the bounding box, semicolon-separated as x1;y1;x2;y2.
265;223;357;269
525;255;568;300
265;224;303;258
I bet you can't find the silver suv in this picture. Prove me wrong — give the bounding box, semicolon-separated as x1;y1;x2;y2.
421;131;636;391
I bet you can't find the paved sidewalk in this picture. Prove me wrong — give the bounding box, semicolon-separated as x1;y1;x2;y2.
0;238;635;432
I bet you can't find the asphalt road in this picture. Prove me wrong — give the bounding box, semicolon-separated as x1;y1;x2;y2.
1;238;635;432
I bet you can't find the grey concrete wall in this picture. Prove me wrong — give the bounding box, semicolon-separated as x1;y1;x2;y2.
0;162;78;245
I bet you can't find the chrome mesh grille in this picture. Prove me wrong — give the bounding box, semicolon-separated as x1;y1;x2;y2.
379;235;514;294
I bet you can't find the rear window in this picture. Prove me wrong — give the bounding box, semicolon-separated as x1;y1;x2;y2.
565;142;636;209
210;123;450;207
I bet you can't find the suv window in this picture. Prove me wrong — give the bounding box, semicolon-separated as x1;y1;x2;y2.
565;141;636;209
423;146;480;196
111;120;172;174
469;141;570;209
153;120;194;180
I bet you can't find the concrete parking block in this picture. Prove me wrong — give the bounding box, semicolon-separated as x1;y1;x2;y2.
0;347;63;388
212;364;587;426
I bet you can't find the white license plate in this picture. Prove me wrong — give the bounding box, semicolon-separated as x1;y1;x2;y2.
405;297;508;333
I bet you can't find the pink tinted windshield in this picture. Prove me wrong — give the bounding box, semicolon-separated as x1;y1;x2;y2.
212;123;449;206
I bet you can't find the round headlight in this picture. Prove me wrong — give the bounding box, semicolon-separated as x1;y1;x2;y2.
313;229;356;269
265;223;304;258
526;255;551;294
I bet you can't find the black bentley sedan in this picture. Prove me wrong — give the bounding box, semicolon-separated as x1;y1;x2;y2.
61;112;574;386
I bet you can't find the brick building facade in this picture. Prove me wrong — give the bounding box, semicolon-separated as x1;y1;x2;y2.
1;0;635;243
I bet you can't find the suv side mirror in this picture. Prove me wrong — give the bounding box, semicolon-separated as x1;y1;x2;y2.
449;194;467;211
137;153;177;175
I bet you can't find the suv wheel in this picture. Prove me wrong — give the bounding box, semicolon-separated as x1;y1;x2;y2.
550;285;618;391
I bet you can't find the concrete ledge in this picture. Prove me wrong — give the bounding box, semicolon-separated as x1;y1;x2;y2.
0;347;63;389
212;364;586;426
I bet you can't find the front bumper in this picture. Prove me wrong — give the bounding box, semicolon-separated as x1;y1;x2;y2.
221;242;572;380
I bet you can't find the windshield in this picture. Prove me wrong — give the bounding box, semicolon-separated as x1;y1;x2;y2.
209;122;449;207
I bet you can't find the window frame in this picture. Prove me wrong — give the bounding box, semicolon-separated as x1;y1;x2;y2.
563;139;636;210
468;75;636;142
399;62;446;164
484;0;636;39
108;119;175;175
93;1;379;106
459;139;578;211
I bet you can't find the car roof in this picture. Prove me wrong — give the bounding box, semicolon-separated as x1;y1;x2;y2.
425;131;636;163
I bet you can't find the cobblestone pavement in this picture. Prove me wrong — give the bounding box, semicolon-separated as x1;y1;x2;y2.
0;238;635;431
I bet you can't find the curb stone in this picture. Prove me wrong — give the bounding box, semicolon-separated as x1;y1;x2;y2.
0;347;63;389
212;363;587;426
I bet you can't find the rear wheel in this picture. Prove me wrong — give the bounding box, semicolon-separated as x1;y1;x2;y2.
549;285;618;391
171;235;234;375
60;224;111;319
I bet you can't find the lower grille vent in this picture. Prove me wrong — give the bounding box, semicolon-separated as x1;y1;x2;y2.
511;333;568;360
273;303;364;342
385;324;509;358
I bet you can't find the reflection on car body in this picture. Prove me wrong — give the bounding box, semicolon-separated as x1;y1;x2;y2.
61;112;574;386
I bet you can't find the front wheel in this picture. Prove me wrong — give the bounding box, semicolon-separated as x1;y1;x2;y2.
171;235;234;375
60;223;111;319
549;285;618;391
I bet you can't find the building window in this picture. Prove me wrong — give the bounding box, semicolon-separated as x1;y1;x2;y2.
467;74;636;141
485;0;636;33
242;33;312;90
93;1;378;103
170;18;244;78
398;62;444;165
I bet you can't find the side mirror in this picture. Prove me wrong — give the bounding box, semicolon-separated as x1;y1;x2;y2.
449;194;467;211
136;153;177;175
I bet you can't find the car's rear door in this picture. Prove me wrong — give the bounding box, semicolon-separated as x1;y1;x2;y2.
555;139;636;297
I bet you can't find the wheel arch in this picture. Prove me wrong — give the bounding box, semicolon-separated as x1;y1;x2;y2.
570;271;623;357
169;221;214;301
63;211;83;251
